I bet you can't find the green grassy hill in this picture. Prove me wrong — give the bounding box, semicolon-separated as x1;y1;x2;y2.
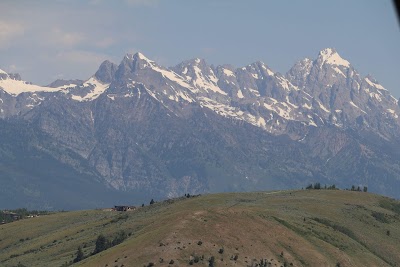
1;190;399;267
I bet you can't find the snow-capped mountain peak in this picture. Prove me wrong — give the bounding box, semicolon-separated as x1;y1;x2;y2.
318;48;350;67
136;52;149;60
2;48;400;207
1;48;399;141
122;52;157;70
132;52;155;65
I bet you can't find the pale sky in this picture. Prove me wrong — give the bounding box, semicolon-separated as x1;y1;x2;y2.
1;0;399;97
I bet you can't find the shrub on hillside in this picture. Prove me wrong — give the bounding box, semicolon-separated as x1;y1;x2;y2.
208;256;215;267
93;234;109;254
112;230;128;246
371;211;389;223
73;246;84;263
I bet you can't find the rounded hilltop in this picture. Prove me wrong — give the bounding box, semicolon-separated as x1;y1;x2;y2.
1;189;399;266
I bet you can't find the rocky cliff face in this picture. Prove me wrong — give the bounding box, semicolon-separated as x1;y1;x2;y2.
0;48;399;209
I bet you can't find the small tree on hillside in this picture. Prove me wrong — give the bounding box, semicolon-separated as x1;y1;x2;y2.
314;182;321;189
112;230;128;246
73;246;84;263
94;234;108;254
150;199;155;205
363;186;368;192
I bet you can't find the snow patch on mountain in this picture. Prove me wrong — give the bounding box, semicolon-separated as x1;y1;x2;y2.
137;52;151;62
277;76;299;91
319;48;350;67
166;84;195;103
223;68;235;77
370;92;382;102
365;77;386;91
286;96;298;108
247;88;260;97
349;101;367;114
387;109;398;119
317;100;330;113
0;78;61;96
199;96;243;118
153;65;197;93
263;101;292;120
237;89;244;99
333;67;346;77
192;65;227;95
251;73;259;79
71;77;110;102
261;64;275;76
246;113;267;128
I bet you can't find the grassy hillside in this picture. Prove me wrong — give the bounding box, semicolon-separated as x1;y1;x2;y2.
0;190;399;267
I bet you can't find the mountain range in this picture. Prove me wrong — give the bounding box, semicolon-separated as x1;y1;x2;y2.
1;48;399;210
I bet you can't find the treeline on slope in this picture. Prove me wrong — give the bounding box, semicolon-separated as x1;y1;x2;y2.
60;230;129;266
305;182;368;192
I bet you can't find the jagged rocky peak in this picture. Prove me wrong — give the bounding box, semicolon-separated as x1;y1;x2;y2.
287;48;358;92
126;52;155;67
116;52;160;76
286;57;313;87
114;53;143;82
317;48;350;68
174;57;210;75
120;52;154;69
217;65;241;85
213;64;236;78
173;58;220;86
95;60;118;84
251;61;275;76
0;69;22;81
286;58;313;80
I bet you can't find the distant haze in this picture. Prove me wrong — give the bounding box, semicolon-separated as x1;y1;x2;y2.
0;0;399;97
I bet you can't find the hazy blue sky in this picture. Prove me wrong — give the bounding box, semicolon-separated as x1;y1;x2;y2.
1;0;399;96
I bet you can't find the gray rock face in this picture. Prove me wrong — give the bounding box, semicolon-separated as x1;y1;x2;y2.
47;79;83;88
0;48;400;210
95;60;118;84
8;73;22;81
0;72;21;81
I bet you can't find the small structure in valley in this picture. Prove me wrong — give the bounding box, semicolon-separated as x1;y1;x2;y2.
1;211;22;222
